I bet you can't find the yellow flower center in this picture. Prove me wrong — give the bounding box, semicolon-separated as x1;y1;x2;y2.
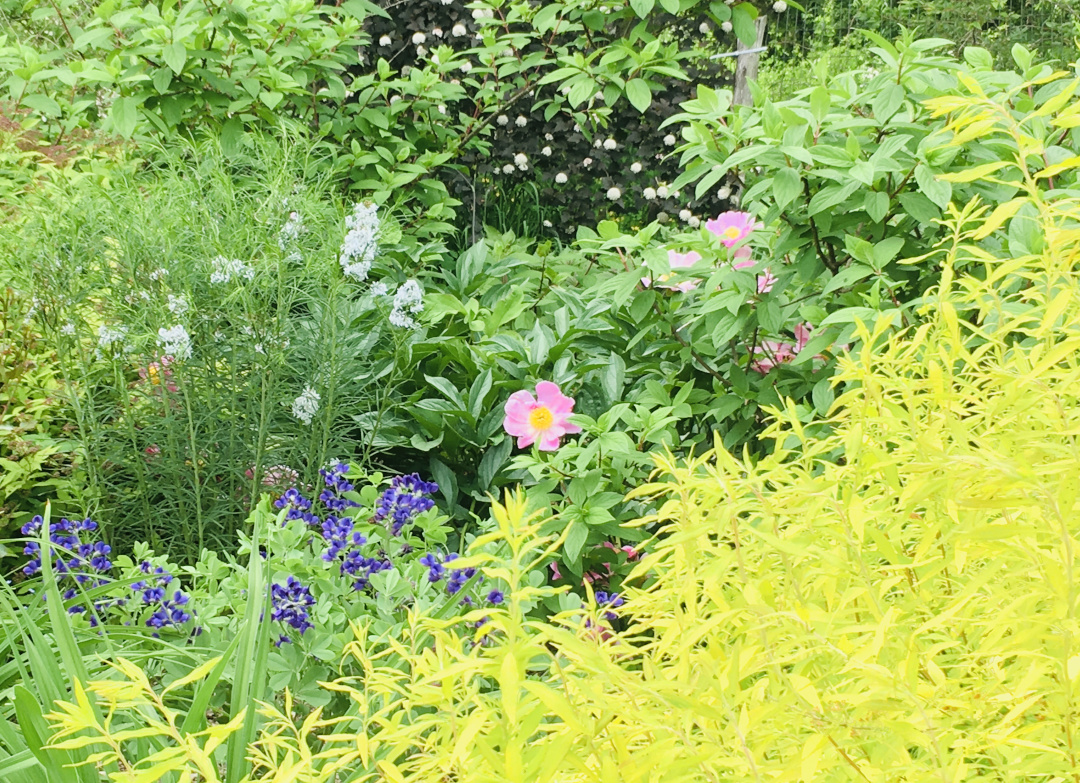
147;365;161;385
723;226;742;240
529;406;554;430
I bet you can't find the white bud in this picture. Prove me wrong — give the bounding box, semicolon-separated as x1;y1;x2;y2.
460;61;472;73
379;34;391;46
688;216;701;228
679;208;692;221
502;163;515;174
663;133;677;146
518;162;529;171
543;219;553;227
412;32;426;44
544;132;554;141
607;187;622;200
699;21;710;33
514;152;528;166
603;138;617;150
438;104;447;114
630;162;642;173
555;172;568;184
729;194;740;205
718;185;732;199
721;20;733;32
389;94;400;104
496;114;509;125
452;23;466;36
583;157;593;167
773;0;788;11
594;138;603;149
643;187;656;200
515;115;528;127
542;146;552;156
472;8;484;18
432;27;444;37
430;51;439;64
656;185;669;198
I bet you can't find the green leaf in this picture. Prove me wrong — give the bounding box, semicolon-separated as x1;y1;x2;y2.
478;438;513;490
564;521;588;564
110;95;138;138
629;0;655;18
850;161;875;186
163;41;186;75
625;78;652;113
864;190;889;222
914;164;952;210
811;378;835;415
871;82;904;122
823;264;875;295
772;167;801;209
809;87;830;125
731;4;757;46
259;91;284;110
220;115;246;156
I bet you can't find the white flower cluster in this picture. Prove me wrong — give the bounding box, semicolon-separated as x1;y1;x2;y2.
277;211;305;250
340;202;379;282
167;294;189;316
97;325;128;352
149;267;169;281
61;323;76;336
158;324;192;360
292;385;321;425
210;256;255;284
389;280;423;329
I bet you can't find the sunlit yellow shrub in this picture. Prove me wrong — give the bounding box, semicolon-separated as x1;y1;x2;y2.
46;80;1080;782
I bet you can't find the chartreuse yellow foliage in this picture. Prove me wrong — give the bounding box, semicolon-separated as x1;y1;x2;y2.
44;81;1080;782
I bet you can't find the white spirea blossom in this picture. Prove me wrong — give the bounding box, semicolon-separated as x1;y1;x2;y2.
663;133;677;146
437;104;447;114
583;157;593;167
210;256;255;284
688;216;701;228
515;115;527;127
412;32;426;44
773;0;787;11
721;20;733;32
389;280;424;329
496;114;509;126
292;386;321;425
277;211;305;249
502;163;515;174
149;268;169;281
718;185;732;199
555;172;568;184
514;152;528;166
593;138;603;149
603;138;617;150
699;21;710;33
544;132;554;141
340;202;379;282
543;219;553;227
158;325;192;360
416;45;426;56
379;34;391;46
389;95;400;104
460;61;472;73
729;194;740;206
679;208;692;222
656;185;669;198
370;281;389;297
432;27;443;37
167;294;189;316
452;23;466;36
643;186;657;200
630;162;642;173
607;187;621;200
541;146;552;156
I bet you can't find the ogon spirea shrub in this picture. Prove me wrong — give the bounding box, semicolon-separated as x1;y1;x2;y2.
45;89;1080;781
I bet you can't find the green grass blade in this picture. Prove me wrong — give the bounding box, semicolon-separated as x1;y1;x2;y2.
178;630;243;736
224;498;275;783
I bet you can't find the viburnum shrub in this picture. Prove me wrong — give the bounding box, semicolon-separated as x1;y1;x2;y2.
42;98;1080;778
0;0;787;233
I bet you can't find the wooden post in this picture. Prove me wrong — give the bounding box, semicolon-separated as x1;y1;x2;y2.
733;16;768;107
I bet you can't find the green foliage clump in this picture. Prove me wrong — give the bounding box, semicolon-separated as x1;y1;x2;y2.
37;88;1080;780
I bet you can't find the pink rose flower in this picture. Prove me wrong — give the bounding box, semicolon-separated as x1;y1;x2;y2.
705;211;756;248
641;250;703;292
732;246;754;270
503;381;582;451
750;323;833;374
